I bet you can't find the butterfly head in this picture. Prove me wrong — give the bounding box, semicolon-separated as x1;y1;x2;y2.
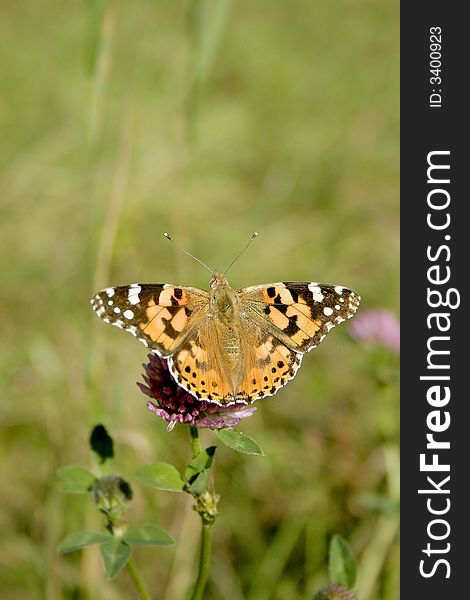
210;271;230;290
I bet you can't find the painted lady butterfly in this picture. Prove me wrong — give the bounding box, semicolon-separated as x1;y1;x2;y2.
91;272;361;406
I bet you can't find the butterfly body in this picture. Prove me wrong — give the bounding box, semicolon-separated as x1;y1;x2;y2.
91;275;360;406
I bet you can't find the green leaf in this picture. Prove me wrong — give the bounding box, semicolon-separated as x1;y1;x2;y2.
184;446;216;482
90;424;114;463
328;534;357;588
124;523;175;547
136;463;185;492
187;469;209;496
216;429;264;455
100;538;132;579
58;531;112;554
56;465;96;493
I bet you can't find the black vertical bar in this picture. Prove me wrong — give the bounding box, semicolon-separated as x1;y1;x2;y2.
401;3;467;597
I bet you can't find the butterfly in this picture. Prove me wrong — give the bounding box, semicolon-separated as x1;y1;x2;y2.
91;272;361;406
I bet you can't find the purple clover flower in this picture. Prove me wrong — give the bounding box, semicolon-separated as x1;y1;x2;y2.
137;353;257;431
349;308;400;353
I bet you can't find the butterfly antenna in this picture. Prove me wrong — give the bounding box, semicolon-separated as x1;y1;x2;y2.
223;232;258;276
163;233;215;275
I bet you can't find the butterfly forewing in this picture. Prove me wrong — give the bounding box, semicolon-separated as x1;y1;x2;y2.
91;283;208;356
239;282;361;352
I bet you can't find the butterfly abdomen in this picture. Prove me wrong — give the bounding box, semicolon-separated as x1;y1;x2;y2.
220;327;241;360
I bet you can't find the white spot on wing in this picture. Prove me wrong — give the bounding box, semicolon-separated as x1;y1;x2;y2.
113;306;121;314
105;288;115;297
308;283;324;302
128;285;142;305
308;284;321;293
123;309;134;320
323;307;333;316
335;286;344;294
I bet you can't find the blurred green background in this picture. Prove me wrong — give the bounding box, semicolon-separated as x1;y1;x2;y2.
0;1;399;599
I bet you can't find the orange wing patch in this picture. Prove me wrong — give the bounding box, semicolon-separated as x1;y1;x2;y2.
140;300;191;352
283;304;322;347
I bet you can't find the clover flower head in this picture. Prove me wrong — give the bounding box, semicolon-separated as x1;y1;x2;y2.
137;354;257;431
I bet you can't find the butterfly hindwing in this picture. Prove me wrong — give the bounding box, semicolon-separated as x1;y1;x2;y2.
91;283;209;356
239;282;361;353
238;331;303;402
167;326;303;406
168;335;234;404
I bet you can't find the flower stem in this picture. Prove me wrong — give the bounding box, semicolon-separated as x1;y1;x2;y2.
189;425;201;458
188;425;214;599
190;523;213;600
127;558;152;600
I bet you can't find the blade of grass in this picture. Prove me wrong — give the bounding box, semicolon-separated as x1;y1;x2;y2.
87;106;134;421
185;0;233;142
247;514;305;600
355;514;399;600
88;3;116;147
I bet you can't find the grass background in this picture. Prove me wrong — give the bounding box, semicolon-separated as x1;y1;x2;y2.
0;1;399;598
